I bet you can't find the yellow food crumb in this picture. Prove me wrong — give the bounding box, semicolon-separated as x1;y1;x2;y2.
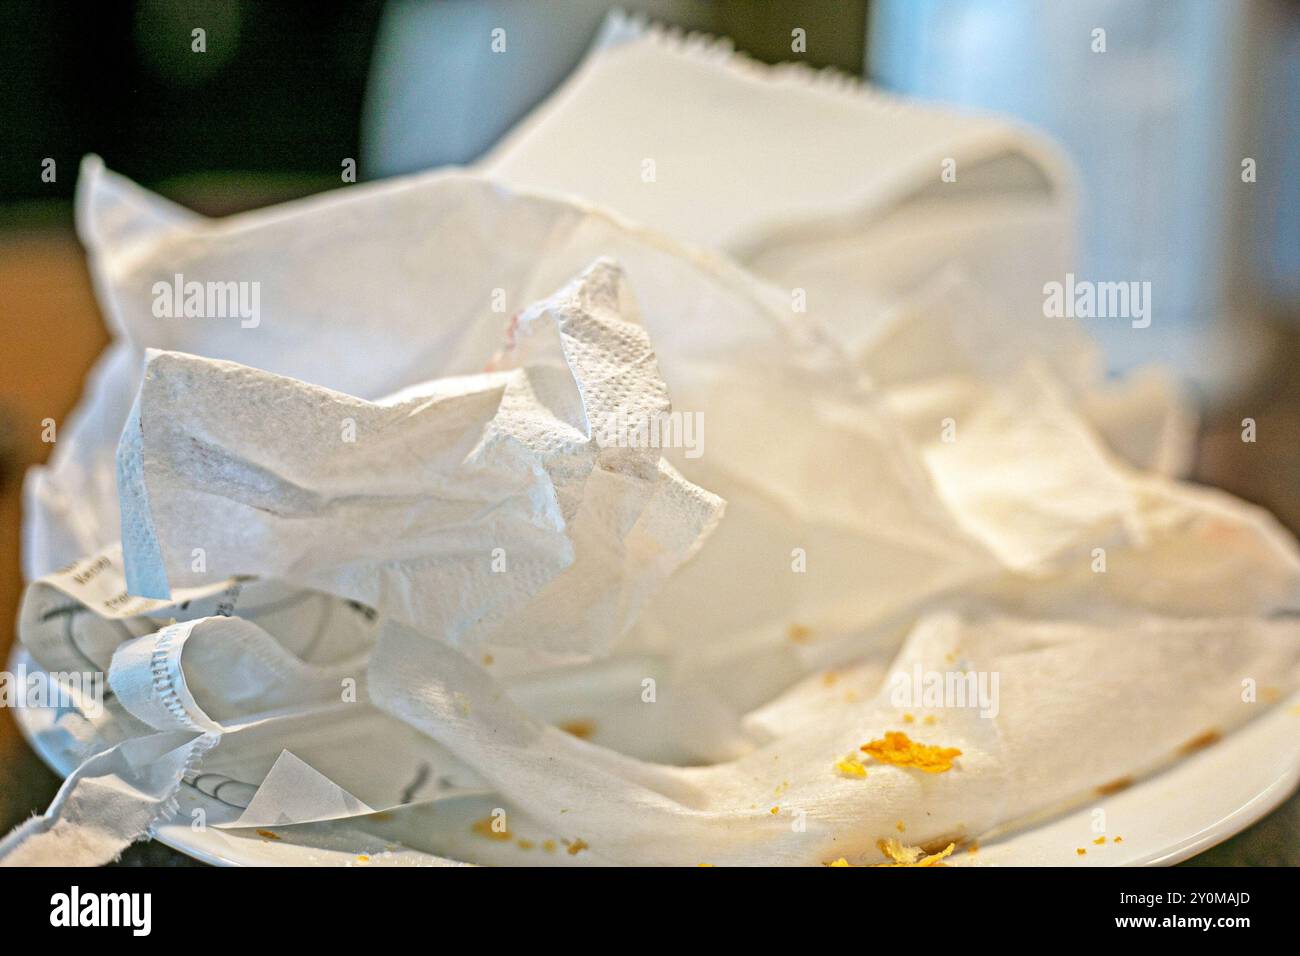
471;816;512;841
255;829;280;841
542;839;557;853
770;806;780;815
1178;728;1222;755
1076;848;1087;856
698;863;714;867
923;715;938;726
787;624;813;644
861;731;962;774
355;855;370;864
895;820;906;832
876;839;921;865
835;755;868;778
1096;776;1134;796
1093;836;1106;845
875;838;955;867
559;719;596;740
516;839;534;850
826;858;855;867
902;713;915;724
1114;836;1123;843
822;671;839;688
567;838;589;856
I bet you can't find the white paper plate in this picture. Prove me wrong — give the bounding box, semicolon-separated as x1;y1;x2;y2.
11;646;1299;866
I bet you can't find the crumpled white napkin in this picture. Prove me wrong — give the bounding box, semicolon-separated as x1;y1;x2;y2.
484;10;1074;258
482;13;1196;479
8;32;1300;865
10;253;727;864
116;259;722;660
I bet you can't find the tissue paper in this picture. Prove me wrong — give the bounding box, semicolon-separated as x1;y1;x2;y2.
8;141;1300;868
116;259;723;659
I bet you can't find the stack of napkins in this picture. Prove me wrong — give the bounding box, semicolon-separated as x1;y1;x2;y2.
6;15;1298;867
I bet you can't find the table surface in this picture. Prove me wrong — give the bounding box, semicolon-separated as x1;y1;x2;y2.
1;220;1297;866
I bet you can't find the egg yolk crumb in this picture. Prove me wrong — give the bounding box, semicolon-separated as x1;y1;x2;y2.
471;817;512;841
559;719;596;740
834;755;868;778
861;731;962;773
875;838;955;867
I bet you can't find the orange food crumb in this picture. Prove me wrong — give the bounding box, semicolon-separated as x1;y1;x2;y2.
895;820;906;832
1114;836;1123;843
875;838;955;867
567;838;589;856
471;816;512;841
355;855;370;863
861;731;962;774
1095;776;1134;796
834;755;868;778
1178;729;1222;755
482;654;494;666
787;624;813;644
559;719;596;740
516;839;535;850
967;842;979;855
542;840;557;853
1076;848;1087;856
256;829;280;841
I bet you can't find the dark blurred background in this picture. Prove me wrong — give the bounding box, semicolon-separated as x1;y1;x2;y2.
0;0;870;212
1;0;385;214
0;0;1295;865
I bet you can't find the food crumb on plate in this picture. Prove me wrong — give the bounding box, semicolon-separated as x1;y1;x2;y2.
861;731;962;773
875;838;954;867
834;754;868;778
471;816;512;841
559;719;596;740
